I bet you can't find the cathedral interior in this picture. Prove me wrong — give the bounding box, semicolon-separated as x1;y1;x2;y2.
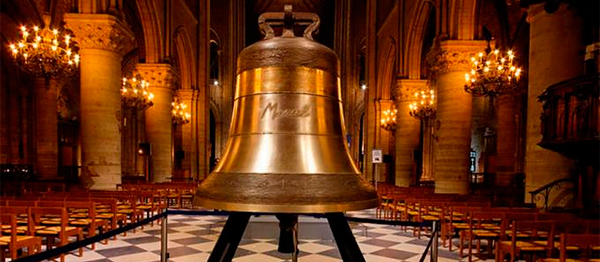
0;0;599;260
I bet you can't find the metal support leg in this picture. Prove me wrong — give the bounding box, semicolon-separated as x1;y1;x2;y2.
161;215;168;262
276;214;299;262
430;221;438;262
207;212;251;262
326;213;366;262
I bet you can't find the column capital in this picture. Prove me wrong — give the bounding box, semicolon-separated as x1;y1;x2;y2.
394;79;429;101
136;63;177;89
177;88;198;101
64;13;134;55
378;99;395;108
426;40;489;74
526;2;574;24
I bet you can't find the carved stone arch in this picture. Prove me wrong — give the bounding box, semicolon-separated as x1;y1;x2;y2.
209;100;221;124
455;0;478;39
209;99;222;158
210;28;221;45
209;29;221;83
377;37;397;100
135;0;163;63
173;26;196;90
354;103;365;124
121;50;139;77
122;1;144;64
405;1;436;79
6;0;43;25
356;37;367;88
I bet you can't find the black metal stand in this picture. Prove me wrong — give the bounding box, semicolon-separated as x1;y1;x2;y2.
207;212;251;262
207;212;365;262
326;213;366;262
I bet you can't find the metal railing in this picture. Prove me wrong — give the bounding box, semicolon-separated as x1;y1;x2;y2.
14;209;440;262
529;177;576;210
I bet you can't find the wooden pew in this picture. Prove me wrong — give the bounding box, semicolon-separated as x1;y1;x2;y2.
0;212;42;262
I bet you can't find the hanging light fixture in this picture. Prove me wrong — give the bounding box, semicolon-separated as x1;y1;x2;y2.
8;17;80;87
464;27;522;97
409;89;436;120
121;74;154;110
380;104;398;131
172;96;191;125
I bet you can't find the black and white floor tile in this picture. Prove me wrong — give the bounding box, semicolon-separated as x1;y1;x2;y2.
47;209;493;262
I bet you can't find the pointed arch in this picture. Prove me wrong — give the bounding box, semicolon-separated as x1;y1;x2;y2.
456;0;478;39
377;37;396;100
136;0;163;63
405;1;436;79
173;26;196;90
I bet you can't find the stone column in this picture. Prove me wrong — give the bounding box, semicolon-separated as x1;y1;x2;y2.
65;14;133;189
495;94;518;186
525;3;581;204
178;88;198;179
34;78;58;179
364;0;378;181
197;0;210;180
427;40;488;194
137;64;174;183
394;79;427;187
378;99;394;183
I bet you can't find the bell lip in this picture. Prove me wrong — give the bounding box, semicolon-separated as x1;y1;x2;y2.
193;197;380;214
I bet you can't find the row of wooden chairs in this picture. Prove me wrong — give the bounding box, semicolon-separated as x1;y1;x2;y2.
374;191;599;262
0;206;85;262
447;209;598;262
117;182;196;209
0;190;167;261
538;233;600;262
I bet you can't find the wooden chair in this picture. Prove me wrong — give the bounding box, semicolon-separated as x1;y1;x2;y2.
445;206;480;251
114;194;143;231
538;233;600;262
0;206;32;230
92;198;127;239
379;195;400;220
136;191;159;225
414;201;444;239
461;211;505;262
180;187;195;209
64;201;109;250
0;213;42;262
30;207;83;262
496;220;555;262
6;200;37;207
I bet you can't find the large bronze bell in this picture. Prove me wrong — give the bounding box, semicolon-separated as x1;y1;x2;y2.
194;6;378;213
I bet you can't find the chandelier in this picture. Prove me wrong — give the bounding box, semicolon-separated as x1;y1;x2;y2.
380;105;398;131
121;75;154;110
409;89;436;120
172;97;191;125
464;48;522;97
8;22;80;87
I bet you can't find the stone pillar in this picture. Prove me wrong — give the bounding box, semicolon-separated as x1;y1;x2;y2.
525;3;581;203
137;64;174;183
178;88;198;179
197;0;210;180
495;94;518;186
34;78;58;179
427;40;488;194
364;0;378;181
394;79;427;186
378;99;394;183
65;14;133;189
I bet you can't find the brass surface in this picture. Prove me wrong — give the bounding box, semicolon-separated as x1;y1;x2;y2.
194;24;378;213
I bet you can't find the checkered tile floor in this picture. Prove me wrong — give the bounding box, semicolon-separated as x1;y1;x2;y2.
43;209;494;262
